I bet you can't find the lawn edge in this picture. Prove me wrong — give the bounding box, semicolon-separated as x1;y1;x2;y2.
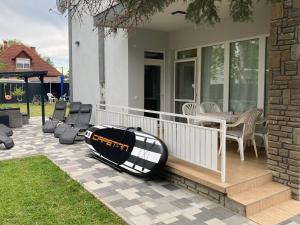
0;153;129;225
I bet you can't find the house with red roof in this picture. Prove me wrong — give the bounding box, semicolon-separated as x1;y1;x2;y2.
0;41;61;82
0;41;69;102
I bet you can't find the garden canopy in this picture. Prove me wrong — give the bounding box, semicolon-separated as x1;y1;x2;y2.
0;71;47;125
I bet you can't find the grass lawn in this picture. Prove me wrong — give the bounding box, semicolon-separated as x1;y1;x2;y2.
0;156;125;225
0;103;55;117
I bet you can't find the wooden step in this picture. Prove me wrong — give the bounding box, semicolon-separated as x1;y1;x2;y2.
228;182;291;217
248;199;300;225
226;172;272;196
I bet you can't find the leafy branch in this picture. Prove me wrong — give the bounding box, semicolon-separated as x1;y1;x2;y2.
58;0;282;35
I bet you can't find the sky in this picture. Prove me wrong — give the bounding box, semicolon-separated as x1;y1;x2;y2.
0;0;69;71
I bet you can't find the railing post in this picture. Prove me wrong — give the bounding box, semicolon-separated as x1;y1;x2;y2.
96;105;99;125
121;107;125;126
220;121;226;183
159;114;163;139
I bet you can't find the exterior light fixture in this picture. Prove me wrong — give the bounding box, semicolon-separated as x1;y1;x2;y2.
75;41;80;47
171;11;186;16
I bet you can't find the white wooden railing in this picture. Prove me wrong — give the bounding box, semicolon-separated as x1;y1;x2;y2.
96;104;227;182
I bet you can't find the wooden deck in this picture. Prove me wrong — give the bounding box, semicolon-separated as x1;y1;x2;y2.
166;143;300;225
166;142;269;193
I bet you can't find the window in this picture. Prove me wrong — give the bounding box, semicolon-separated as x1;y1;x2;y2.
16;58;30;69
229;39;259;112
177;49;197;60
144;51;164;60
264;37;270;114
201;44;225;110
175;61;195;101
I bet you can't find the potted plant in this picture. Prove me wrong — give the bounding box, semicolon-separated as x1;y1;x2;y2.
12;87;25;102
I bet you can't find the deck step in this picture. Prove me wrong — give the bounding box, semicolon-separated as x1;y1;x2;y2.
248;199;300;225
226;182;291;217
226;172;272;196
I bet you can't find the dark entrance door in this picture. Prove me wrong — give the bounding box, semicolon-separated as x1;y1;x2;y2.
144;65;161;118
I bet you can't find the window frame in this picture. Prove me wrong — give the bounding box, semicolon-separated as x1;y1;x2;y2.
16;58;31;69
174;34;269;113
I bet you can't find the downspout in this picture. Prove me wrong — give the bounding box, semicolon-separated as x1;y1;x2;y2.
98;27;106;105
68;10;73;102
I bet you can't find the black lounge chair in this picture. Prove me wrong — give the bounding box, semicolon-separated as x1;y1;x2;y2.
54;102;82;138
0;124;14;149
0;132;14;149
43;101;67;133
59;104;92;145
0;124;13;136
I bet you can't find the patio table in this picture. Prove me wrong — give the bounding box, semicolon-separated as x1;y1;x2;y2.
194;112;241;124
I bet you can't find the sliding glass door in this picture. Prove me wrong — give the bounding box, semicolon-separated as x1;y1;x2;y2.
229;39;259;112
174;59;196;114
264;37;270;114
201;44;225;110
174;36;268;116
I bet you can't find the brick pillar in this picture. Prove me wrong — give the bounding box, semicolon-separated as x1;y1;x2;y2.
268;0;300;200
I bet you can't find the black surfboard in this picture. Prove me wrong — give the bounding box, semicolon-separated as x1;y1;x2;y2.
85;125;168;178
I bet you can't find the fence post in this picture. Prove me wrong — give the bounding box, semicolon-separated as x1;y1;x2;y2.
220;121;226;183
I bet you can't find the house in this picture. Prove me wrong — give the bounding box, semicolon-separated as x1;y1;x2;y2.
68;1;300;223
0;41;61;81
0;42;67;101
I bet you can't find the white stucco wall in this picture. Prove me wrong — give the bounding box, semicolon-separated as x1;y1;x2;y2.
71;14;100;123
128;29;171;111
104;29;129;107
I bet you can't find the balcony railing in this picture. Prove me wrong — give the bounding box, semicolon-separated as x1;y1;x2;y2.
96;104;227;182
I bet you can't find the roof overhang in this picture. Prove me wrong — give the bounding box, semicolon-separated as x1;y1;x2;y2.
93;1;271;32
94;3;126;28
0;71;48;78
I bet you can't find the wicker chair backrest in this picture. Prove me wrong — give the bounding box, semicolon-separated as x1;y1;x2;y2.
199;102;222;113
236;108;263;139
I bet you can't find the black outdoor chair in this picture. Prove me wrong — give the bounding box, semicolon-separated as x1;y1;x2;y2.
0;124;13;136
0;124;14;149
54;102;82;138
43;101;68;133
59;104;93;145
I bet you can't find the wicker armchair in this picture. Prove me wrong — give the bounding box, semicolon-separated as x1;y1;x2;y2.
226;108;263;161
199;102;222;113
6;108;23;128
182;103;202;125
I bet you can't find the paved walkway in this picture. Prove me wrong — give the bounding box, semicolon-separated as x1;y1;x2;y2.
0;118;299;225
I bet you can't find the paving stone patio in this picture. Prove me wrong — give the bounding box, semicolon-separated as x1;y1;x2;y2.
0;118;299;225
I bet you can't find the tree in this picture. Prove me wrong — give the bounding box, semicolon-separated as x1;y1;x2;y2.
0;39;25;48
63;0;280;34
0;61;6;70
41;55;54;66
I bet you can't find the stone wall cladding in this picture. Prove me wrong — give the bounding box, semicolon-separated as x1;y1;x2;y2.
269;0;300;200
162;171;226;205
162;171;247;216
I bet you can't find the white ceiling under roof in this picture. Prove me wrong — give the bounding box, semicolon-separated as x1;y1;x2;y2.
139;1;270;32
